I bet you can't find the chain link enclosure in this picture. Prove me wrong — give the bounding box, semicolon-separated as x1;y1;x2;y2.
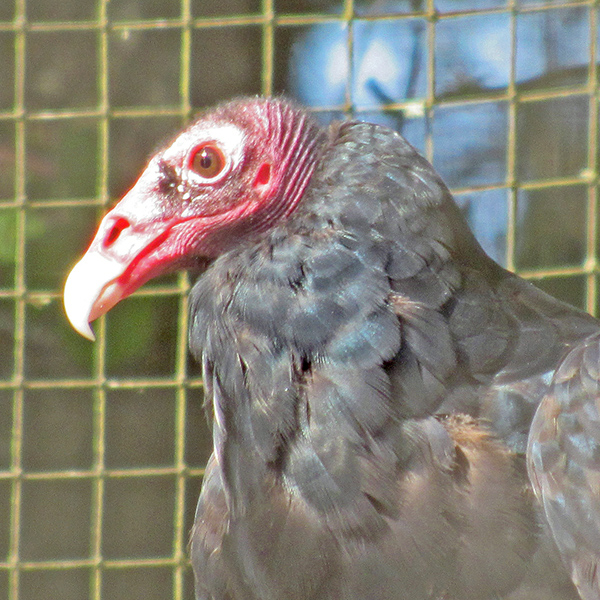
0;0;598;599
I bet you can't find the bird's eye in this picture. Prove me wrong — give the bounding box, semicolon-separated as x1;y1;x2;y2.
190;144;227;180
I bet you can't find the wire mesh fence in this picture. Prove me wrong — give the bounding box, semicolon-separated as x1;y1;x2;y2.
0;0;598;599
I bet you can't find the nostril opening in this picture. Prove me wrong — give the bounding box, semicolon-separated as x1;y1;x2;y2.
103;217;130;249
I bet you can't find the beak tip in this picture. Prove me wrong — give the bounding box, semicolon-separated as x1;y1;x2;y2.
63;313;96;342
63;251;127;341
74;319;96;342
63;267;97;342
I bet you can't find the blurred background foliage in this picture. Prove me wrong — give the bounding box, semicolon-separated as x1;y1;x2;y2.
0;0;599;599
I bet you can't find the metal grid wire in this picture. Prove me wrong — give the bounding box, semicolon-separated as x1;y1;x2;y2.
0;0;598;599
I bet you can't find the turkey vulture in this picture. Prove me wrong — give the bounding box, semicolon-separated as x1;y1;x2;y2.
64;97;600;600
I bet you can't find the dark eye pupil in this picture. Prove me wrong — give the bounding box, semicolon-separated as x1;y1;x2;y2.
191;145;225;179
199;150;213;169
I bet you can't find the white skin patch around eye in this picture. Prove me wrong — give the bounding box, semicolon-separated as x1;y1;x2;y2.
162;122;247;186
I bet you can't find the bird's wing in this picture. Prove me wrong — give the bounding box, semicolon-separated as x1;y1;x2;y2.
190;454;234;600
528;330;600;600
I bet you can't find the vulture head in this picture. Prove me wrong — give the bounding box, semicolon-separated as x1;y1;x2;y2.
64;97;325;340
